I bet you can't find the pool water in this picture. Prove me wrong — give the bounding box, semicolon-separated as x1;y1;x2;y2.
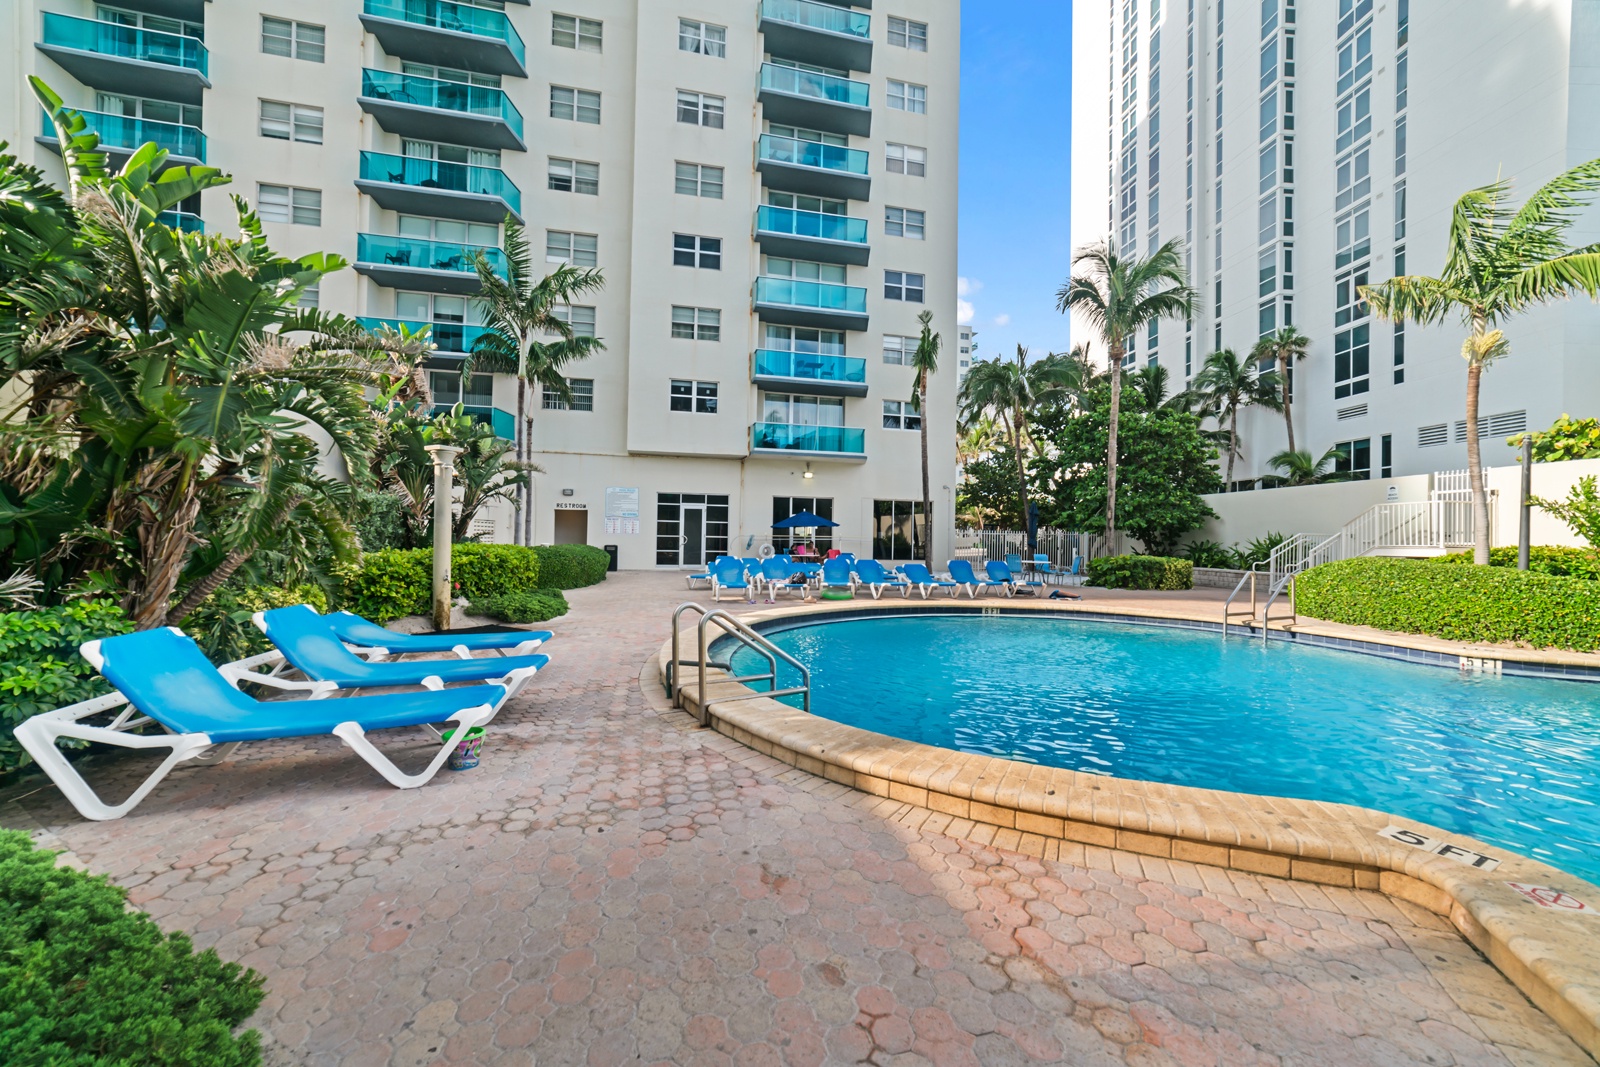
730;615;1600;884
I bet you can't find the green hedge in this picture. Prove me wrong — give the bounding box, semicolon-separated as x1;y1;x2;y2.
0;601;132;776
530;545;610;589
1298;556;1600;651
0;829;265;1066
1431;545;1600;582
1085;555;1194;590
469;589;569;624
338;544;607;622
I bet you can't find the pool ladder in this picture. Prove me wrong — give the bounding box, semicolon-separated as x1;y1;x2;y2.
1222;565;1298;643
667;603;811;723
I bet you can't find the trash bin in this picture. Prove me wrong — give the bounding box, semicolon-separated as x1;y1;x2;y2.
603;544;619;572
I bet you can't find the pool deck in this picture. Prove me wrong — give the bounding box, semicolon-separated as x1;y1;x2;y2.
3;571;1597;1066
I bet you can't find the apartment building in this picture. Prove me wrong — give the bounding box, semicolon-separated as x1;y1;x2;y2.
956;323;975;380
3;0;960;568
1070;0;1600;485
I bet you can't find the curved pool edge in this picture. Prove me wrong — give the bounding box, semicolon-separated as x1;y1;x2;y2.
659;598;1600;1061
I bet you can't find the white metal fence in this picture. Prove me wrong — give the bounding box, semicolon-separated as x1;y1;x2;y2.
949;527;1127;566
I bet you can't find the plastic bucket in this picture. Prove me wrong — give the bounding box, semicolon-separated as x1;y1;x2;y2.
441;726;485;771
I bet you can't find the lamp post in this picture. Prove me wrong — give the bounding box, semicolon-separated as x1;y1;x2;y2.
1518;435;1532;571
425;444;461;631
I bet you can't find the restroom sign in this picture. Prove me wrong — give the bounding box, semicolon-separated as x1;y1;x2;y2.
1378;825;1502;871
1505;883;1594;914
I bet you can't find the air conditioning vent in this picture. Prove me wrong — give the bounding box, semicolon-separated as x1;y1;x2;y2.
1488;410;1527;436
1336;404;1368;421
1418;424;1449;447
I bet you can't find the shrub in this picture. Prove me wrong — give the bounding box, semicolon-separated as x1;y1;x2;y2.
531;545;610;589
1235;532;1287;569
1298;557;1600;652
0;601;132;776
1431;545;1600;581
1532;475;1600;547
469;589;569;624
1181;539;1240;570
183;584;331;662
1086;555;1194;590
1512;413;1600;461
352;488;410;552
338;545;541;623
0;830;265;1066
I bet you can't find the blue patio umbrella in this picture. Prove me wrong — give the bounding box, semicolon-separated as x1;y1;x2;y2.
773;510;839;529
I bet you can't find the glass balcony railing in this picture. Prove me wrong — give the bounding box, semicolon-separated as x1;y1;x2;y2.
41;12;209;76
760;0;871;38
359;151;522;214
41;109;206;161
753;349;867;385
360;69;524;138
756;205;868;245
356;234;507;277
156;210;203;233
362;0;526;67
757;133;870;177
751;422;866;455
754;277;868;316
433;404;514;440
357;317;495;352
760;63;870;108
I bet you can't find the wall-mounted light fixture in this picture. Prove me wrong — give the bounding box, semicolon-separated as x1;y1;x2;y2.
802;463;814;480
561;488;575;497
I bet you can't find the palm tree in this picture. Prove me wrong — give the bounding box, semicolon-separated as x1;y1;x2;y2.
1057;239;1197;543
908;310;941;567
1249;326;1311;453
470;217;605;546
1267;447;1353;487
958;348;1036;530
1361;160;1600;563
1192;349;1283;489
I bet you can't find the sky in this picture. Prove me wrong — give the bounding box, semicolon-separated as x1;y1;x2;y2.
958;0;1074;366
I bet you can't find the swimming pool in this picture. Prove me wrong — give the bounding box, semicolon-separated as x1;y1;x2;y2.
729;614;1600;884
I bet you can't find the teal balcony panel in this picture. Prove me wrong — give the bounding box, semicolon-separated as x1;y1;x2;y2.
433;404;515;440
754;276;869;332
756;134;870;202
759;63;871;137
358;316;496;353
759;0;872;72
755;205;870;266
360;0;527;78
38;12;209;104
354;233;507;295
156;210;203;233
358;69;525;151
38;108;205;165
752;349;868;398
356;151;522;223
750;422;866;459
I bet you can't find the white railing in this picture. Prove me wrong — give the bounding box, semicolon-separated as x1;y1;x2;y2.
950;527;1125;566
1266;532;1333;584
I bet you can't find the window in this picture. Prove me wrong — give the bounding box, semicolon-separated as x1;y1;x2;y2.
772;498;834;550
546;230;598;267
679;19;727;57
1393;321;1406;384
552;305;597;338
401;61;500;88
1333;324;1371;399
543;378;594;412
656;493;731;565
673;234;722;270
671;306;721;341
96;91;200;127
259;100;322;143
886;143;927;177
552;14;601;52
872;500;927;560
548;158;599;195
670;380;719;413
398;214;498;246
430;371;493;409
885;207;925;240
767;257;846;283
887;81;927;114
882;335;916;365
1333;438;1372;480
675;162;724;199
768;325;845;356
257;184;320;225
884;271;925;303
550;86;601;124
1380;434;1393;478
261;17;323;62
887;16;928;50
677;91;725;128
768;192;847;215
882;400;921;431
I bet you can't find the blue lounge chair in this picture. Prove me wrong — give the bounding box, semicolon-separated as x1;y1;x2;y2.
15;628;512;820
854;559;910;599
1030;553;1063;585
711;557;753;602
1005;553;1024;575
254;606;547;695
686;556;725;590
759;557;807;600
323;610;550;659
948;559;1009;598
988;559;1043;596
899;563;959;599
821;557;855;595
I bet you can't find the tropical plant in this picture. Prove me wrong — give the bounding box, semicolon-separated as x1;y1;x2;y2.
1057;239;1197;543
908;310;942;567
468;218;605;546
1266;447;1353;487
1181;539;1240;570
1236;532;1288;569
1511;413;1600;462
1532;475;1600;547
1249;326;1311;453
1191;349;1283;489
1360;158;1600;563
452;418;535;542
957;347;1081;531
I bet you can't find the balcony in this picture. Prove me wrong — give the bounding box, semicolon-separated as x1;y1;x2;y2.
356;151;521;223
38;109;205;165
750;422;866;460
156;210;203;233
38;13;210;105
353;234;507;294
752;349;868;398
754;276;869;332
755;205;869;266
433;404;515;440
759;63;871;137
358;317;496;354
756;133;870;202
360;0;527;78
358;69;525;151
111;1;206;18
759;0;872;73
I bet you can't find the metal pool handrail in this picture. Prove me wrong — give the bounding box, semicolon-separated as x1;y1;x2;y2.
668;604;811;723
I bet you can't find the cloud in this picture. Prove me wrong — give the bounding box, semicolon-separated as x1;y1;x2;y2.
993;313;1011;327
957;299;975;325
957;276;983;298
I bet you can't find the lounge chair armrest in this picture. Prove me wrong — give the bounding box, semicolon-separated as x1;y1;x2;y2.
219;663;338;699
345;643;391;661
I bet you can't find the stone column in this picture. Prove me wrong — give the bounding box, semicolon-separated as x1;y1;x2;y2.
425;444;461;632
